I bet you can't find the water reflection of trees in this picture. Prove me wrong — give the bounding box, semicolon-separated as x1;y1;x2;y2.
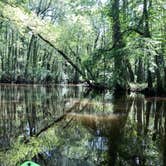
115;95;166;166
75;94;166;166
0;85;85;150
0;85;166;166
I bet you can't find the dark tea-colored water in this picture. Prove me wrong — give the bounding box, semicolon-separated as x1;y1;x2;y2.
0;84;165;166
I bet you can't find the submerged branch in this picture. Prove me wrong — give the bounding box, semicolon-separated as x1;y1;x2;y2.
35;101;81;137
35;100;89;137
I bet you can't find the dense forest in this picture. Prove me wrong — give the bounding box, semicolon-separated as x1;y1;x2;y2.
0;1;166;165
0;0;166;94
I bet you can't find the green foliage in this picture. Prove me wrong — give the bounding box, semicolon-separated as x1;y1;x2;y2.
0;0;165;92
1;127;61;166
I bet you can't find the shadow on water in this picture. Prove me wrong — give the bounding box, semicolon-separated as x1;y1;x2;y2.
0;84;166;166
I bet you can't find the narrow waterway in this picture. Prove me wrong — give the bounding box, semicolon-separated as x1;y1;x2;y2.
0;84;165;166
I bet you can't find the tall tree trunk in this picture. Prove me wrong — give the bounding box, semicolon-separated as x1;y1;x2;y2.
25;35;35;77
137;57;144;83
32;36;38;82
162;23;166;92
147;67;153;89
143;0;151;38
111;0;129;93
143;0;153;91
126;59;134;82
73;46;79;84
155;54;163;93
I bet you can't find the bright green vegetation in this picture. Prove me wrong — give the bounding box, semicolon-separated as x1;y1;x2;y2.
0;0;165;94
0;1;166;165
0;85;165;166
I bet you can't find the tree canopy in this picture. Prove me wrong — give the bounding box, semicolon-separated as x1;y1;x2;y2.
0;0;165;94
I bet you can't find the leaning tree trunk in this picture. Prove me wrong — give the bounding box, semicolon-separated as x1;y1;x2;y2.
0;2;93;86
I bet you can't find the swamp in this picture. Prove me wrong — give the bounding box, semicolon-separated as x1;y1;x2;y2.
0;0;166;165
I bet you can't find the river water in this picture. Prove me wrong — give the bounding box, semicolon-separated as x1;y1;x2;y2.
0;84;165;166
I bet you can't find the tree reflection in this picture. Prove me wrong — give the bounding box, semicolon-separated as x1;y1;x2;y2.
0;85;166;166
